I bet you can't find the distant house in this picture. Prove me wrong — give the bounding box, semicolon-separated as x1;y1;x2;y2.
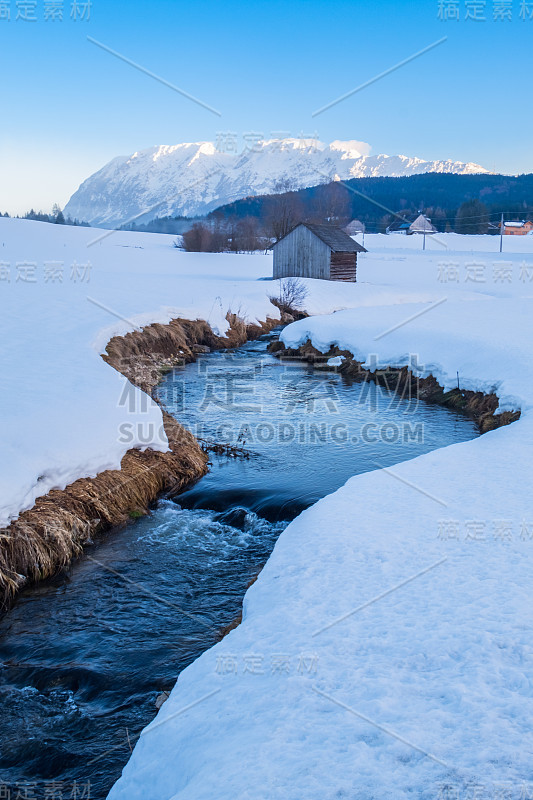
409;214;437;234
501;220;533;236
272;222;367;282
386;214;437;235
386;220;411;234
343;219;365;235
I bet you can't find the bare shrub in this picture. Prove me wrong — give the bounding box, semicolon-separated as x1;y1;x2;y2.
182;221;227;252
269;277;309;316
182;218;263;253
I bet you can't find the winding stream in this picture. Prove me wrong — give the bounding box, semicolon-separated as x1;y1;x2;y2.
0;330;479;799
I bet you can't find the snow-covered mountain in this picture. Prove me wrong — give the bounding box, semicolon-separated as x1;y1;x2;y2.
64;139;488;226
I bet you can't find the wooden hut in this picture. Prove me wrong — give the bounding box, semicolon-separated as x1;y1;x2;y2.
272;222;367;282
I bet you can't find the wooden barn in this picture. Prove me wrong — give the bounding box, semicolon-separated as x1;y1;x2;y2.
272;222;367;283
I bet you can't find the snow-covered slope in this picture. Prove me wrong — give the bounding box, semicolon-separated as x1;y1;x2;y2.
64;139;488;226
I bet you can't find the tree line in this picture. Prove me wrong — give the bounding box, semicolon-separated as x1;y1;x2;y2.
177;172;533;250
7;171;533;250
2;204;89;226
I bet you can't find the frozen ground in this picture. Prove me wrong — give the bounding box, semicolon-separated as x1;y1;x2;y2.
2;219;533;798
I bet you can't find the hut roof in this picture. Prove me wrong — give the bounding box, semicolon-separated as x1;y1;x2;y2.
344;219;365;234
410;214;437;233
274;222;367;253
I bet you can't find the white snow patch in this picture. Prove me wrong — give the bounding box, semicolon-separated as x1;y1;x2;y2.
326;355;345;366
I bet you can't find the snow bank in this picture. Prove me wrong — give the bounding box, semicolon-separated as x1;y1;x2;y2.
107;231;533;800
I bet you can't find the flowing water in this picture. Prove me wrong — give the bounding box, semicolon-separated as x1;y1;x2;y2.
0;331;479;798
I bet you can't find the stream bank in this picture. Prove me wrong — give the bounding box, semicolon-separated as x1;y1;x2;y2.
0;329;481;799
0;312;281;611
268;339;521;433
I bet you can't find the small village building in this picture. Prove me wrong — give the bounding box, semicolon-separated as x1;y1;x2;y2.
386;220;411;234
272;222;367;282
343;219;365;235
501;220;533;236
386;214;437;235
409;214;437;235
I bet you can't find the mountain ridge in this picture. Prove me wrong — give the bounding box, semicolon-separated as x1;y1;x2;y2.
64;139;488;226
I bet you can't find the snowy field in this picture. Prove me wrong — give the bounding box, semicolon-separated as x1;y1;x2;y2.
0;219;479;528
0;218;357;527
3;219;533;798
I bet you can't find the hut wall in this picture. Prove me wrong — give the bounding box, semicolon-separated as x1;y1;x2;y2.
329;252;357;282
273;226;331;280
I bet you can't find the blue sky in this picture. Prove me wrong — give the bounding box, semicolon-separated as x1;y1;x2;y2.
1;0;531;214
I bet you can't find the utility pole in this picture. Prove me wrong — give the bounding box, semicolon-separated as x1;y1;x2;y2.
362;222;365;249
500;212;504;253
422;214;430;251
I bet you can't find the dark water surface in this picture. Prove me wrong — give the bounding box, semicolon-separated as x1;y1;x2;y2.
0;331;479;798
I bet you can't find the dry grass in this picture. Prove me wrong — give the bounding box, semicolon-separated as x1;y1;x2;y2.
0;414;207;610
103;314;279;393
